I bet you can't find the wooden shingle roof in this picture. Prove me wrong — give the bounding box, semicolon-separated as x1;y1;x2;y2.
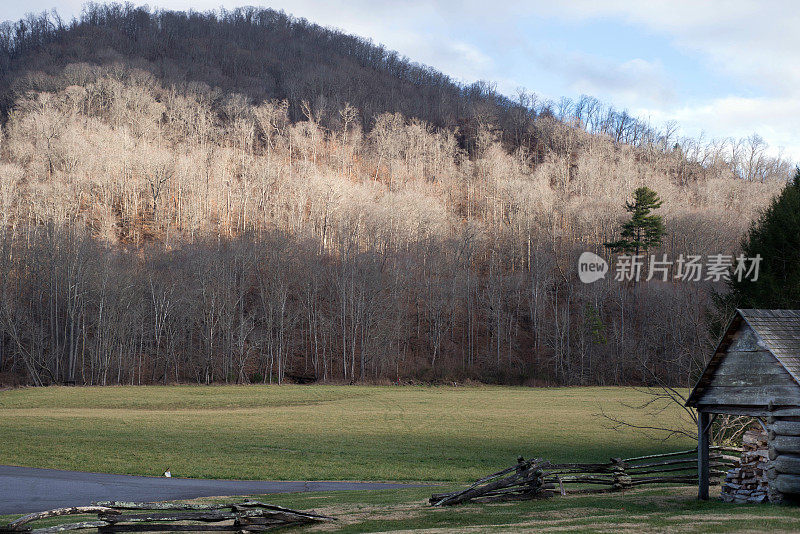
687;309;800;407
739;309;800;384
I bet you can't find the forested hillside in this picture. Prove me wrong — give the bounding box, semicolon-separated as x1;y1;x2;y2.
0;4;793;386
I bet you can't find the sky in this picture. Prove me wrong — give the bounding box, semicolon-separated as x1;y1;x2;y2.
4;0;800;161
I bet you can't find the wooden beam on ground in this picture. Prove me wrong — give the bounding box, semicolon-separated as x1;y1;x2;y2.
30;521;111;534
8;507;120;530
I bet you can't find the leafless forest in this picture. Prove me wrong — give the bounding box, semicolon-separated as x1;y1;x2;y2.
0;5;793;386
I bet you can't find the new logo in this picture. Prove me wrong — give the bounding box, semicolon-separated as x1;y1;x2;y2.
578;252;608;284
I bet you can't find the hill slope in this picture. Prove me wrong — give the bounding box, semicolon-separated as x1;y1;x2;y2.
0;4;791;387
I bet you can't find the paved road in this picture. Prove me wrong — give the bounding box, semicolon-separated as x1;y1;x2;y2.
0;465;419;515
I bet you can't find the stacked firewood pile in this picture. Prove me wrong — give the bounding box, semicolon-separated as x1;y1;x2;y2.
431;448;739;506
0;501;335;533
721;429;770;503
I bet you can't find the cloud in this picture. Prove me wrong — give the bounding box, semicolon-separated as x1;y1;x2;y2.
635;95;800;159
532;49;674;107
535;1;800;95
494;0;800;159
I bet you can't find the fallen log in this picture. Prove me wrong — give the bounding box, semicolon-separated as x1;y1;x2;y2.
231;501;334;520
97;525;237;532
99;511;239;523
8;507;120;530
92;502;220;511
4;501;334;534
29;522;111;534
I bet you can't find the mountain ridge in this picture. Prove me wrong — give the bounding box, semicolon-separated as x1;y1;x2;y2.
0;3;792;387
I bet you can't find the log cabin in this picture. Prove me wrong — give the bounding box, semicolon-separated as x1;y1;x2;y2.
687;309;800;503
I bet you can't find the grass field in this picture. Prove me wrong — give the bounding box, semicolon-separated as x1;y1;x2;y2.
0;385;693;481
4;488;800;533
259;487;800;532
4;385;800;532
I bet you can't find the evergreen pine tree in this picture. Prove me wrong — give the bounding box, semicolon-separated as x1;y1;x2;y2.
728;169;800;308
604;186;665;256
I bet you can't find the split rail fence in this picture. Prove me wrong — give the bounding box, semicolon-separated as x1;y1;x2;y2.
431;447;740;505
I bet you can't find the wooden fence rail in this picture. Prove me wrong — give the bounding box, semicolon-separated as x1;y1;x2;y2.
1;501;335;533
431;447;741;505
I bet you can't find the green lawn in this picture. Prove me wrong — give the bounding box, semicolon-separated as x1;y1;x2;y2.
231;487;800;533
0;385;692;481
4;488;800;533
3;385;800;532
